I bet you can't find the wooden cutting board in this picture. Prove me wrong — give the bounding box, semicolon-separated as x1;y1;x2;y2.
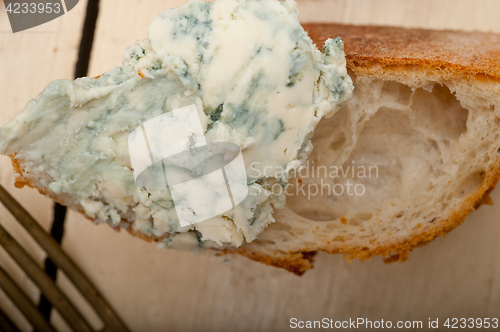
1;1;500;331
0;2;89;330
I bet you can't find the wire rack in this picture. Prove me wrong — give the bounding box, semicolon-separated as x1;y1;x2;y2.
0;184;130;332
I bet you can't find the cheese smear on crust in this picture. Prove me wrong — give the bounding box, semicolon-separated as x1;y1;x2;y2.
0;0;352;247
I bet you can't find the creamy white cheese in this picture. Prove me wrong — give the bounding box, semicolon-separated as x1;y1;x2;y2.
0;0;352;247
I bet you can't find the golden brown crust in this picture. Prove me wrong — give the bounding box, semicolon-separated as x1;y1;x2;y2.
303;23;500;81
233;249;316;276
239;143;500;274
237;24;500;274
332;161;500;263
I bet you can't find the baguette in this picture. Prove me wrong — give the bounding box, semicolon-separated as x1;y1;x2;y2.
4;23;500;276
0;1;352;249
232;24;500;274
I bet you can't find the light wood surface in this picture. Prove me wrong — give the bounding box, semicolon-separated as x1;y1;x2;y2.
1;1;500;331
0;2;88;331
87;0;500;77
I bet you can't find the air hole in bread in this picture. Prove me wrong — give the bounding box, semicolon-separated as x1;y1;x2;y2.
355;212;373;220
267;222;292;231
381;81;413;105
455;169;486;198
330;135;346;151
288;203;348;222
284;75;482;242
411;84;469;140
325;222;339;230
253;239;276;245
349;219;361;226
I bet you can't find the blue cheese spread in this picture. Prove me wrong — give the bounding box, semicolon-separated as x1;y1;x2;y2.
0;0;352;247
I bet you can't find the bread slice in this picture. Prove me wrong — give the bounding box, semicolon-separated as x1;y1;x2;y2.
230;23;500;274
4;23;500;275
0;1;353;249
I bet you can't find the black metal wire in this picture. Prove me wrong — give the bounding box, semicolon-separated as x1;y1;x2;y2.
37;204;66;321
0;184;130;331
75;0;100;79
37;0;100;322
0;306;20;332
